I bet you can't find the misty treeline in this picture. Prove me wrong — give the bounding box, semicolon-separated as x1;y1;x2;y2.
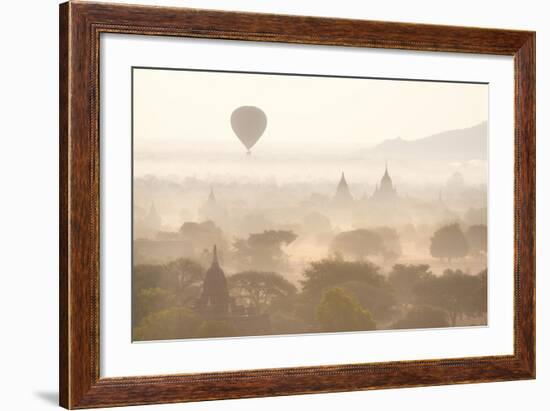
132;221;487;340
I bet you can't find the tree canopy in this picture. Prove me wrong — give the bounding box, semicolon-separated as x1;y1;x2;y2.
414;269;483;326
133;287;174;327
391;305;449;330
228;271;297;313
197;320;238;338
330;229;385;260
301;257;385;298
178;220;227;256
163;258;205;291
133;307;201;341
337;280;397;323
373;226;402;260
316;288;376;332
429;223;469;262
233;230;297;271
132;258;205;327
388;264;435;305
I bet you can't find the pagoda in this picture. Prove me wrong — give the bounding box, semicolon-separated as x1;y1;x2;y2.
371;163;398;202
333;172;354;205
197;245;230;315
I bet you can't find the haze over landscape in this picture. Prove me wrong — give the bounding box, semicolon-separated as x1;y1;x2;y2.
132;68;488;341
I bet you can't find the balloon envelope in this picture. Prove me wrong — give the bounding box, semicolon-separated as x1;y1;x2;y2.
230;106;267;153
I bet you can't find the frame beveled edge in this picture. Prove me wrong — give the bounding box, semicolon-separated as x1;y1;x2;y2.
59;1;535;409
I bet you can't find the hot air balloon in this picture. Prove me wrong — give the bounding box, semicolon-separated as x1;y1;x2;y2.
230;106;267;155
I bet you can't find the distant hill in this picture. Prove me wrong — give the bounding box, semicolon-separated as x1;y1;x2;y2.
364;122;487;162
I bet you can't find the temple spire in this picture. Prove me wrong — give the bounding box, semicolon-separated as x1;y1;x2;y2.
371;163;398;202
334;172;353;204
144;201;161;229
198;244;229;314
208;187;216;205
211;244;219;266
338;172;349;189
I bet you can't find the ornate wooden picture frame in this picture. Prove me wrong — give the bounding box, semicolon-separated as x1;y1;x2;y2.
59;1;535;408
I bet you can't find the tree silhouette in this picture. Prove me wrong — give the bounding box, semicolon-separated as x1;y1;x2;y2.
429;223;468;262
301;257;384;298
233;230;297;271
178;220;227;257
316;288;376;332
132;258;205;327
330;229;385;260
270;311;310;335
388;264;435;305
133;263;165;292
466;224;487;256
414;269;480;326
133;307;201;341
228;271;297;313
163;258;204;291
197;320;238;338
133;287;174;327
373;226;402;260
338;280;397;323
391;305;449;329
466;269;488;318
163;257;205;307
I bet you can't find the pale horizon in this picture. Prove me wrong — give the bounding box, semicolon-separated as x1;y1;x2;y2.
133;67;488;183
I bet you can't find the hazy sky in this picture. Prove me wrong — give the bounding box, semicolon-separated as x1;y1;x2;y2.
133;67;488;182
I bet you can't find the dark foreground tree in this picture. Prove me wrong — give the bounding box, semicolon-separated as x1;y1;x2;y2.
132;258;205;325
429;223;468;262
301;257;384;299
228;271;297;313
338;280;397;323
163;257;204;290
467;269;488;318
133;307;201;341
134;258;204;293
197;320;238;338
270;311;311;335
391;305;449;329
330;229;385;260
414;269;482;326
133;263;165;293
316;288;376;332
388;264;435;305
133;287;173;327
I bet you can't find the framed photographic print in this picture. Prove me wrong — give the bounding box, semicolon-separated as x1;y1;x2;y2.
59;1;535;409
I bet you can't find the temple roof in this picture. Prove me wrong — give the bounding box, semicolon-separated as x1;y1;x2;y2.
207;187;216;205
381;162;393;186
144;202;161;227
334;172;353;203
198;245;229;314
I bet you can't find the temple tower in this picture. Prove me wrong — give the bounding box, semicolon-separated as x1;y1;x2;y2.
333;172;354;205
144;202;162;231
371;163;398;202
197;245;230;315
200;187;227;224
